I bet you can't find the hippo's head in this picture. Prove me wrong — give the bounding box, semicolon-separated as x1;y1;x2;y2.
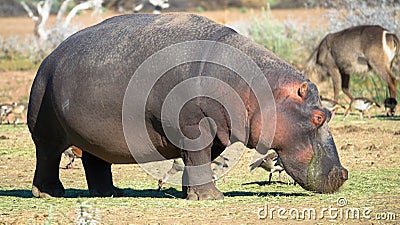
270;81;347;193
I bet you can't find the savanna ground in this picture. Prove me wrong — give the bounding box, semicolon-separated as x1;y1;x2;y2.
0;8;399;225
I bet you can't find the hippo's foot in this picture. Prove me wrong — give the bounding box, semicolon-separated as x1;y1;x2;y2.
183;182;224;200
81;151;122;197
89;185;124;197
32;183;65;198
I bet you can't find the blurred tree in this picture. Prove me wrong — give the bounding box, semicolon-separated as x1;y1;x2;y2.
20;0;102;41
103;0;269;12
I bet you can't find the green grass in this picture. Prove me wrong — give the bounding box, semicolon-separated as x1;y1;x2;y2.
0;169;398;223
0;124;399;224
0;58;39;72
349;72;400;102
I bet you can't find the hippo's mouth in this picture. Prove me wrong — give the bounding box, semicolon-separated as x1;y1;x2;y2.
305;152;348;193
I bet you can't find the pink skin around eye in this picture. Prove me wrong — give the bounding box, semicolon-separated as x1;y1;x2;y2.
311;110;326;126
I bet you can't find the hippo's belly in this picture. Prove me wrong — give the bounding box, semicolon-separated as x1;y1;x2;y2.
51;75;180;163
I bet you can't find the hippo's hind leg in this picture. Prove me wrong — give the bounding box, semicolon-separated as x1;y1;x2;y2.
81;151;123;197
32;140;68;197
30;92;70;198
31;125;69;198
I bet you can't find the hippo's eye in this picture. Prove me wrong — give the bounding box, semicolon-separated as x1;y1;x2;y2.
314;115;323;124
311;110;326;127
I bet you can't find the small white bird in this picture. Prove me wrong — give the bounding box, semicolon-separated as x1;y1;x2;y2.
0;103;14;124
157;155;229;190
63;146;82;169
320;96;345;120
158;158;184;190
10;102;28;125
211;155;229;183
344;97;380;120
249;149;289;185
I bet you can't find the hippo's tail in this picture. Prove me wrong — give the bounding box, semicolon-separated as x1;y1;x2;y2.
27;57;52;134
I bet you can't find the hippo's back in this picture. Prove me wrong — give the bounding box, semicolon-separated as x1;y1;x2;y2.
59;13;230;65
28;14;240;162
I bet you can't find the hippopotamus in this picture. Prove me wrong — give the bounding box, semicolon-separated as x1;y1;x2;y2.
28;13;348;200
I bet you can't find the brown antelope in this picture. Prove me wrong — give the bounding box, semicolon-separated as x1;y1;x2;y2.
304;25;399;111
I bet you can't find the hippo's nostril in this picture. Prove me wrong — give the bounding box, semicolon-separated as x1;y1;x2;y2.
341;168;348;181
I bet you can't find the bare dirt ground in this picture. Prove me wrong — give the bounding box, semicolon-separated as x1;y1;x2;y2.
0;8;399;225
0;71;33;103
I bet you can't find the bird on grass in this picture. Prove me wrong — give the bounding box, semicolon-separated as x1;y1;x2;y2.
320;96;345;120
343;97;380;120
157;155;229;191
63;146;82;169
384;97;397;117
158;158;184;191
10;102;28;125
210;155;229;183
0;102;28;125
249;149;290;185
0;103;14;124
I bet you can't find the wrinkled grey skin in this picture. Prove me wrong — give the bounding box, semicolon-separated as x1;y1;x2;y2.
28;13;347;200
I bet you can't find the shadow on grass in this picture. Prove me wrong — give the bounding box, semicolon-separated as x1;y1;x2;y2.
114;187;183;199
225;191;308;197
375;115;400;121
242;181;292;186
228;181;308;197
0;189;32;198
0;187;307;198
0;187;183;199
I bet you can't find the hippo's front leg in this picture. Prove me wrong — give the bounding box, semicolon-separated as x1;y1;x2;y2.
82;151;123;197
181;148;224;200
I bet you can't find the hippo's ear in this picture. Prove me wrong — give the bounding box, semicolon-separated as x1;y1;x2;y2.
311;109;326;127
298;82;308;99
